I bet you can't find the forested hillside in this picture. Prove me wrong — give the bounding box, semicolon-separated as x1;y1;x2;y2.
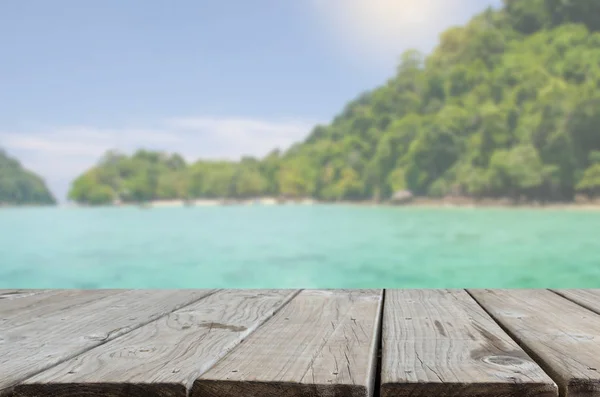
70;0;600;205
0;150;56;206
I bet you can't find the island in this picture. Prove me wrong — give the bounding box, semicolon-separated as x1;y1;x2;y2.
69;0;600;206
0;149;56;206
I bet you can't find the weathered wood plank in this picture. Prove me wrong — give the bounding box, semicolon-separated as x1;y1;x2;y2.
0;289;55;315
13;289;298;397
0;290;48;299
0;290;119;329
1;289;215;395
551;289;600;315
192;289;383;397
469;289;600;397
381;289;557;397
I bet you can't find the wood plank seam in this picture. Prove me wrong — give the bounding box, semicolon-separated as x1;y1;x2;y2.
382;289;557;397
11;289;303;397
1;289;221;397
467;289;600;397
292;290;383;395
183;288;303;391
363;289;384;397
464;288;566;390
549;289;600;316
7;290;591;397
192;289;383;397
372;289;385;397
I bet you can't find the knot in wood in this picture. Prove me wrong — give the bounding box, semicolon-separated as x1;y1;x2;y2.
482;355;526;366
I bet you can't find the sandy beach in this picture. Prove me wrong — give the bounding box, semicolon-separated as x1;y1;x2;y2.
27;196;599;210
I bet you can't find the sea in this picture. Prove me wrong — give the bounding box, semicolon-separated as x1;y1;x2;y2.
1;205;599;288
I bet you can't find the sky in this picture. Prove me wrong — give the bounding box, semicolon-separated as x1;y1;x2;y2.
0;0;501;200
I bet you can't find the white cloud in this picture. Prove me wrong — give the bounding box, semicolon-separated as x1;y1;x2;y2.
0;117;316;201
168;117;314;158
311;0;501;66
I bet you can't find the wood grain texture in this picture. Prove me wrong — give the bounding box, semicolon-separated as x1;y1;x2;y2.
381;289;557;397
13;289;298;397
0;290;48;299
0;289;54;318
469;289;600;397
0;290;118;329
1;289;214;395
192;289;383;397
551;290;600;315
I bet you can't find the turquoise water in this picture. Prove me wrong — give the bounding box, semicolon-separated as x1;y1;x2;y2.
1;205;599;288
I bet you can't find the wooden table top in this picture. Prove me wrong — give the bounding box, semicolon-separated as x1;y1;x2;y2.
1;289;599;397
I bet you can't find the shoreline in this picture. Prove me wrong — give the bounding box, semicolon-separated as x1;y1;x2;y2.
3;197;600;210
83;196;600;210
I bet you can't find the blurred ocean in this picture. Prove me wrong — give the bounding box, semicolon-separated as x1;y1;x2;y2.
1;205;599;288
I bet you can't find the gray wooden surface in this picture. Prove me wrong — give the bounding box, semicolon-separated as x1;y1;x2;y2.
381;289;557;397
3;289;600;397
0;290;215;395
552;289;600;315
0;290;117;329
0;290;50;300
192;289;383;397
13;290;298;397
469;289;600;397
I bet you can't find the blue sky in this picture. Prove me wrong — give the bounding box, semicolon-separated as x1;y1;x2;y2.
0;0;500;200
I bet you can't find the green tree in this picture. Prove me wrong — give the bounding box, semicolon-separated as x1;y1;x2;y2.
0;149;56;205
488;145;546;199
68;2;600;205
576;164;600;196
86;185;115;205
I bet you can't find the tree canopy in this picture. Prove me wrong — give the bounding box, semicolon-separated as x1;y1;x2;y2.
0;149;56;206
69;0;600;205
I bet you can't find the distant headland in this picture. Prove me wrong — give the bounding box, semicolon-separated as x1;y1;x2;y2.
0;150;56;206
